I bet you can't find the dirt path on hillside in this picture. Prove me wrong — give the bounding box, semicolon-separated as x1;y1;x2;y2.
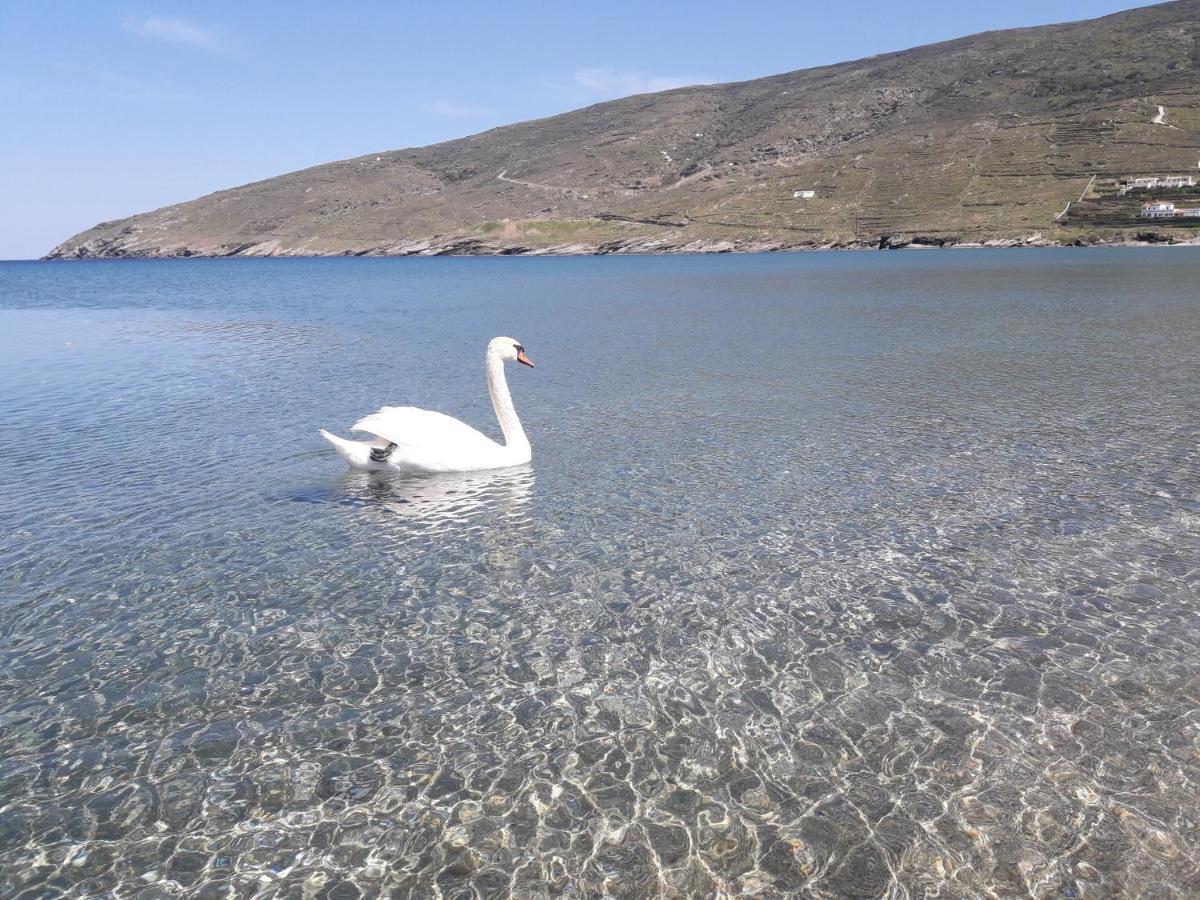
496;170;576;195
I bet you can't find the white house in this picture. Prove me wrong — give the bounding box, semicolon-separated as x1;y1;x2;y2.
1140;201;1176;219
1127;175;1195;191
793;190;816;199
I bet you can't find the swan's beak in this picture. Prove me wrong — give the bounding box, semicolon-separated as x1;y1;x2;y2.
517;350;535;368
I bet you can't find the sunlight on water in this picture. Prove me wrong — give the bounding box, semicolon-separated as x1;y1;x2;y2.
1;251;1198;897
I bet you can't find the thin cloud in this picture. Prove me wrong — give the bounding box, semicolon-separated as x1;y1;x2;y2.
0;69;196;104
421;99;486;118
573;68;705;97
124;15;221;51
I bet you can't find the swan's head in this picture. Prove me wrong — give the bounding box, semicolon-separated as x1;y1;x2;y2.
489;336;534;368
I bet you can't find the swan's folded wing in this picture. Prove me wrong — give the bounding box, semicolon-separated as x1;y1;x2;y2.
351;406;498;452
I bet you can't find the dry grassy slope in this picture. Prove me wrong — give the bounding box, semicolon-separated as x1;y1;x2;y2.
48;0;1200;258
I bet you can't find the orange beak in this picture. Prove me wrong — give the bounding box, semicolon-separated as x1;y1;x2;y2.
517;350;535;368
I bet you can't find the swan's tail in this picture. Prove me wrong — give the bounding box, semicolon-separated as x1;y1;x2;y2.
320;428;386;469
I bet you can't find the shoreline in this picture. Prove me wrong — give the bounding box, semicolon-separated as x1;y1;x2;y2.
38;231;1200;261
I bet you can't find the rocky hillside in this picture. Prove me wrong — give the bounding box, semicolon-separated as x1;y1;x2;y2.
48;1;1200;258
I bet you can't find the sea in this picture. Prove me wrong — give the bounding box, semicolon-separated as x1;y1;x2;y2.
1;248;1198;897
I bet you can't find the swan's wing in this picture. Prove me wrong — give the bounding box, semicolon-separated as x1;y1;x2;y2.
351;406;498;452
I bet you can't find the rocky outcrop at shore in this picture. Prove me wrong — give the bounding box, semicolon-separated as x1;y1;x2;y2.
45;230;1200;260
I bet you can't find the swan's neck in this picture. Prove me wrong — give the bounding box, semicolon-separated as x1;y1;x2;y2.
486;352;528;452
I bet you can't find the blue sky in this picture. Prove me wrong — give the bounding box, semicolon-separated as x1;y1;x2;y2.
0;1;1157;258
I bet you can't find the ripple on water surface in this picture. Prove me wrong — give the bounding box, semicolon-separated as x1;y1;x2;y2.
0;251;1198;898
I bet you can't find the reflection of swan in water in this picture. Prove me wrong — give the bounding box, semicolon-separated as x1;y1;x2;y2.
332;464;534;535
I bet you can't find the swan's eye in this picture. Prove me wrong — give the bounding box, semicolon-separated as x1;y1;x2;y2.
514;344;524;354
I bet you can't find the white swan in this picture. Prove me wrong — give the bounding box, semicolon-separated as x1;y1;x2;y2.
320;336;534;473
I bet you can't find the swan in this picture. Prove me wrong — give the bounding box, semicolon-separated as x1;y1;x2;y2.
320;336;534;473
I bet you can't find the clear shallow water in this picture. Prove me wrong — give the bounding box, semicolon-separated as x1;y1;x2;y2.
0;250;1198;898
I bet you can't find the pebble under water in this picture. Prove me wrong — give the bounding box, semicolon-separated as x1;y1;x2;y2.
1;250;1198;898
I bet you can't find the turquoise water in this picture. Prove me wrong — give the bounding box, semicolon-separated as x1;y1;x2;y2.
1;250;1198;897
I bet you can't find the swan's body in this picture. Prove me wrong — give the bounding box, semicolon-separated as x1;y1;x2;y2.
321;336;534;473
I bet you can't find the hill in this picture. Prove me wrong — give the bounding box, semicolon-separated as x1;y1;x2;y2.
47;1;1200;258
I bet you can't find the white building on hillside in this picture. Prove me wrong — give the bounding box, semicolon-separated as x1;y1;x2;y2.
1126;175;1195;192
1140;201;1177;219
793;190;816;199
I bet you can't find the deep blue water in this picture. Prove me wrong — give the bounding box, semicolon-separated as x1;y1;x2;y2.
1;250;1198;897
